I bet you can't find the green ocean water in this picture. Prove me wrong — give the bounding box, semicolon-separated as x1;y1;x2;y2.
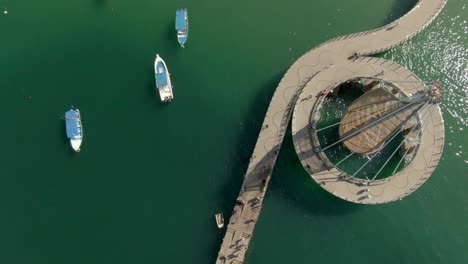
0;0;466;263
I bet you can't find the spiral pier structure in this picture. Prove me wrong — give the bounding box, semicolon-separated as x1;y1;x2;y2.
216;1;447;263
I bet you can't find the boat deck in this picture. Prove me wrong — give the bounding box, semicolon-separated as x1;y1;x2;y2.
175;9;188;30
65;110;81;139
155;62;169;88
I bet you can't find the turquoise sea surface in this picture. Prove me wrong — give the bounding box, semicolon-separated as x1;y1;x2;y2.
0;0;466;263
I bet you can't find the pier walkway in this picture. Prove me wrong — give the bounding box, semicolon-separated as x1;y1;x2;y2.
216;1;447;263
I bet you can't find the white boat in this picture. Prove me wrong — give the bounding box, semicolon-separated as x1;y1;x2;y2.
175;8;189;47
65;107;83;152
215;213;224;229
154;54;173;103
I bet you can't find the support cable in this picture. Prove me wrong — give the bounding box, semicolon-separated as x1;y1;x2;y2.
371;100;432;180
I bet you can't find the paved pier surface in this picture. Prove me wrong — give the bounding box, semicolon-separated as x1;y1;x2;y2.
216;1;447;263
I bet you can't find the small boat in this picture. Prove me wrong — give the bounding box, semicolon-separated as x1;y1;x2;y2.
175;8;189;47
65;107;83;152
154;54;173;103
215;213;224;229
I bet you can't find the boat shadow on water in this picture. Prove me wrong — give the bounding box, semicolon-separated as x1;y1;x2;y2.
94;0;107;8
154;22;183;57
166;21;177;43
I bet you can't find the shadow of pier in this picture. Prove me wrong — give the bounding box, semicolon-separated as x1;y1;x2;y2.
209;73;283;262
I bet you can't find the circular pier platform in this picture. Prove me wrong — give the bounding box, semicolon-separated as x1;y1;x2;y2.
292;64;445;204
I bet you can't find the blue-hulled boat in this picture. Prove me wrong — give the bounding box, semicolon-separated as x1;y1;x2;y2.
154;54;173;102
65;107;83;152
176;8;188;47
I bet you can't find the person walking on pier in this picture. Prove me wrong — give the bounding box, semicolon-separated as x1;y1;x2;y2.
348;52;359;61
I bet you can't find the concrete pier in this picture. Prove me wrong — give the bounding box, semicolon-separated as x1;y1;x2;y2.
216;1;447;263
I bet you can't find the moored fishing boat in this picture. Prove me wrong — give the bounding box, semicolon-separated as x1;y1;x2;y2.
215;213;224;229
154;54;173;103
175;8;189;47
65;107;83;152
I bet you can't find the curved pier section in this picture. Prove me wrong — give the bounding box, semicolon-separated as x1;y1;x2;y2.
216;1;447;263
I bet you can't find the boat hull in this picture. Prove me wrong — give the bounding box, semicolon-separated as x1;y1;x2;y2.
177;31;188;47
70;138;82;152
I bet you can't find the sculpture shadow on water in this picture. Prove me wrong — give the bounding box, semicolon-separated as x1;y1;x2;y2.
381;0;420;26
268;128;362;217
